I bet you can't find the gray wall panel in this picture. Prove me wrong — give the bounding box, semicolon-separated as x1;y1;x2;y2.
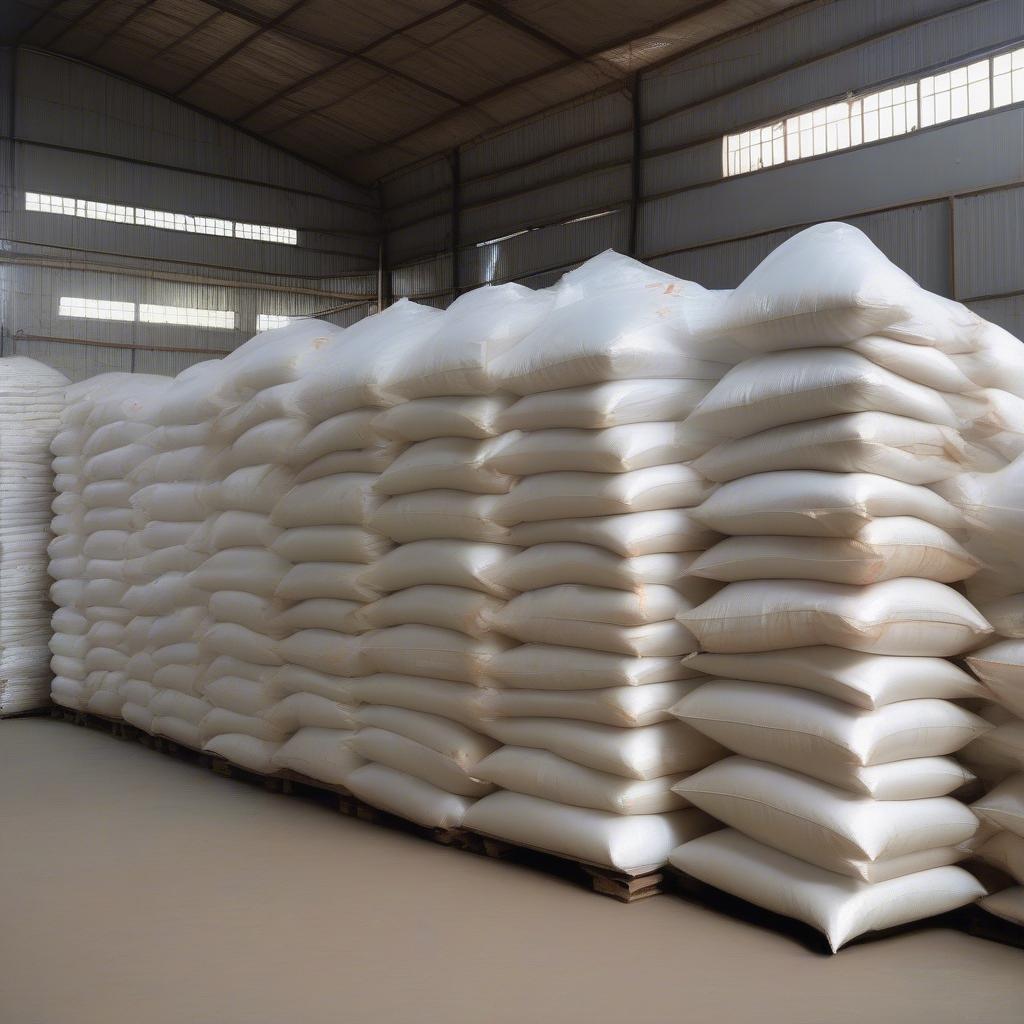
459;209;627;290
460;92;632;181
953;187;1024;300
642;0;975;120
644;0;1024;157
640;109;1024;261
2;48;379;377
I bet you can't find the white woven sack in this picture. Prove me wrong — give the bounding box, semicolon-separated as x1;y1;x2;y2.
464;790;715;873
497;378;714;432
676;757;978;877
688;517;977;585
673;680;985;794
482;718;724;779
474;746;689;815
693;470;964;537
671;829;984;952
679;578;991;656
682;647;983;710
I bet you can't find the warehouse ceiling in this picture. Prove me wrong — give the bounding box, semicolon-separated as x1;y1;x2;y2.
5;0;807;184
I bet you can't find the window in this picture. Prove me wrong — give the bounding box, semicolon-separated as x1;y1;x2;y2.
235;222;297;245
257;314;296;331
139;304;235;329
58;297;135;322
25;191;296;244
723;44;1024;177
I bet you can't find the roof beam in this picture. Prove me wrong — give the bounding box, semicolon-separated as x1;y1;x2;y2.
14;0;69;45
178;0;465;106
77;0;161;60
41;0;114;50
173;0;311;97
233;0;463;127
352;0;733;164
147;10;223;63
465;0;584;61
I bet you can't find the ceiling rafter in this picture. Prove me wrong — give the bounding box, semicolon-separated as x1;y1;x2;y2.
251;7;510;146
465;0;584;62
354;0;734;162
15;0;70;45
146;10;224;62
174;0;466;106
78;0;162;60
232;0;464;127
172;0;311;97
41;0;115;50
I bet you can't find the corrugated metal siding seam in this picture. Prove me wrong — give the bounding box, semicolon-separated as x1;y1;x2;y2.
460;134;633;209
388;212;452;266
461;167;631;245
460;90;632;181
954;187;1024;300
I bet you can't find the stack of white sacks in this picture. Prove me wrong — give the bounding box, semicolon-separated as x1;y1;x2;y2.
454;253;733;872
345;290;539;829
50;373;169;719
667;223;1024;949
121;364;225;745
936;458;1024;931
45;227;1024;932
0;357;67;714
263;312;415;786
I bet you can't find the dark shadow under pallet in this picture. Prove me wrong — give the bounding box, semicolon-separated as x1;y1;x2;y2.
48;706;658;903
42;708;1024;933
959;903;1024;950
664;868;994;955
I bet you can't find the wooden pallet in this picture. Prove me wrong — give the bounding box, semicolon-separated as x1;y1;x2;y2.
0;704;55;721
472;834;664;903
47;708;663;902
959;903;1024;950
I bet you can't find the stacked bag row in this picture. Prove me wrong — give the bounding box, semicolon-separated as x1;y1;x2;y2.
937;459;1024;932
0;357;67;715
665;223;1024;949
49;373;170;719
454;254;734;871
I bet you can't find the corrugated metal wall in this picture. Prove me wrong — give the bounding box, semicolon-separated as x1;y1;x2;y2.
0;47;380;381
381;0;1024;338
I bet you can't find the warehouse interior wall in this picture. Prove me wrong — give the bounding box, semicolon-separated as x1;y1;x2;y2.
381;0;1024;341
5;0;1024;385
0;47;381;381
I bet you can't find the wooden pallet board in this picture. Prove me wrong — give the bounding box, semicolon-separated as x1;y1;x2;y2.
959;904;1024;950
48;709;661;902
0;705;55;721
473;834;663;903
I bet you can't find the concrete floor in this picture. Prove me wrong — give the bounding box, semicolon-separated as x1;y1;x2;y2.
2;719;1022;1024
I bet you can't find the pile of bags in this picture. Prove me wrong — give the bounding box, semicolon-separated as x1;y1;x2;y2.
44;225;1024;946
49;373;169;718
666;223;1024;949
0;357;67;715
937;459;1024;930
454;255;732;871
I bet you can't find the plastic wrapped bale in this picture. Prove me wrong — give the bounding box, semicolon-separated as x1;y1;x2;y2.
0;357;68;715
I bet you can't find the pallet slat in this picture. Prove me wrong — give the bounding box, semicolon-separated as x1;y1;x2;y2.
47;709;657;900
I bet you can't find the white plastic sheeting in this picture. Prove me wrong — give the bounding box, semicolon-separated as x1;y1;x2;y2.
0;358;67;714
